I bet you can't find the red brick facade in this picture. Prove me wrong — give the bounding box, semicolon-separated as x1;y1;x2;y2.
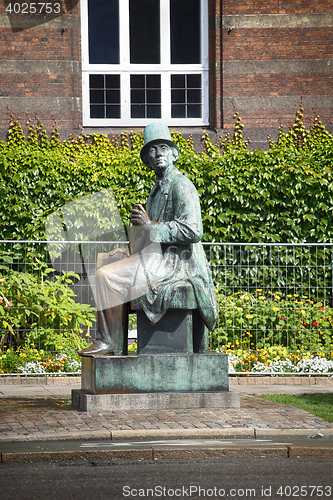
0;0;332;148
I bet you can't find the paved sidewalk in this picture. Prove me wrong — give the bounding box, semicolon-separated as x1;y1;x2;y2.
0;381;333;444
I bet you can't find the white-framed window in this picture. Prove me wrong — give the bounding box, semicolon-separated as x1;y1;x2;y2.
81;0;209;127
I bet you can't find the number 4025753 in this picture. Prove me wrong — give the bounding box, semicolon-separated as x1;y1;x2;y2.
6;3;61;14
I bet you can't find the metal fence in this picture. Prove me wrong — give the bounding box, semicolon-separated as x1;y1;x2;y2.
1;240;333;375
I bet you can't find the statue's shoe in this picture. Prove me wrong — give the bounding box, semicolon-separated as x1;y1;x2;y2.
79;342;115;355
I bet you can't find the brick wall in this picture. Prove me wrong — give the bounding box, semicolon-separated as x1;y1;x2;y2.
221;0;333;148
0;0;81;141
0;0;332;148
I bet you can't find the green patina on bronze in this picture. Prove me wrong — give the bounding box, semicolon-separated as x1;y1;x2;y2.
81;353;229;394
80;122;218;356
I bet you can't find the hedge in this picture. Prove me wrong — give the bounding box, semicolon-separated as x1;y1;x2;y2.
1;108;333;244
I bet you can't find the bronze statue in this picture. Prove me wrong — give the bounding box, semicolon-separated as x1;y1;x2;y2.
80;122;217;355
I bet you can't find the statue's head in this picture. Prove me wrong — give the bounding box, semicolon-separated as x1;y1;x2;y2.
140;122;179;169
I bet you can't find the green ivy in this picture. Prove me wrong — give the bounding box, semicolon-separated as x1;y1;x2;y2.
1;108;332;245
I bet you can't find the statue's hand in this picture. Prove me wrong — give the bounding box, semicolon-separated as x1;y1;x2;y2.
109;246;130;259
131;204;153;230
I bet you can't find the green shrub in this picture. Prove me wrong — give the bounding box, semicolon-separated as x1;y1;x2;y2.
0;259;95;354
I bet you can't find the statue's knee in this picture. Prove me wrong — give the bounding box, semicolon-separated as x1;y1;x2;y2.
96;267;107;283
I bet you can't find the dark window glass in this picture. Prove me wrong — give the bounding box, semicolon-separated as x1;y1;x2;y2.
131;74;161;118
90;105;105;118
187;104;201;118
170;0;200;64
171;105;186;119
90;74;104;88
90;90;104;104
131;75;145;88
187;74;201;88
171;74;201;118
130;0;160;64
89;74;121;119
146;74;161;88
88;0;119;64
171;74;185;88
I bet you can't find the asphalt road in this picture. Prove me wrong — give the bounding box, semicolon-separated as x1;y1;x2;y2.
1;457;332;500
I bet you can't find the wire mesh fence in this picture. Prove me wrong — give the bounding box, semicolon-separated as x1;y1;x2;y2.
1;240;333;375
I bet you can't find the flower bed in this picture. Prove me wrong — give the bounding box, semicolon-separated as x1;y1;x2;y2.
218;344;333;374
0;348;81;375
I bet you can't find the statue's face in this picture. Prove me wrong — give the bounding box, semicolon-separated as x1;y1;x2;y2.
147;142;175;175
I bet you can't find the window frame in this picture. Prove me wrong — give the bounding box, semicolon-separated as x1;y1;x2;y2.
81;0;209;127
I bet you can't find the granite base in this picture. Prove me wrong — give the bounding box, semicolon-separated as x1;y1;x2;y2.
72;389;240;412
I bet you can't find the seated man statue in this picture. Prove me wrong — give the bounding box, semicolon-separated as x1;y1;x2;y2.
80;122;218;355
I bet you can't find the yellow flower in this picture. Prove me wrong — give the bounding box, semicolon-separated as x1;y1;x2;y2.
256;289;262;292
259;296;264;300
294;294;299;297
287;295;292;298
272;307;279;312
246;314;253;319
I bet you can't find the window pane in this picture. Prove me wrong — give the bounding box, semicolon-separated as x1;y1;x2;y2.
171;89;185;104
148;105;161;118
90;90;104;104
146;74;161;88
131;75;145;89
147;89;161;104
130;0;160;64
106;105;120;119
88;0;119;64
170;0;200;64
131;90;145;104
90;105;105;118
90;74;104;89
89;74;121;119
106;90;121;104
187;104;201;118
187;74;201;88
187;89;201;103
171;105;186;119
171;74;185;88
131;105;145;119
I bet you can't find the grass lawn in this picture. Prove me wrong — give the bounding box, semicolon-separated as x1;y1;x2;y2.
257;393;333;423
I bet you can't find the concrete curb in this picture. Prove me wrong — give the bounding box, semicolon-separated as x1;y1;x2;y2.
2;445;333;464
0;376;81;386
1;427;333;444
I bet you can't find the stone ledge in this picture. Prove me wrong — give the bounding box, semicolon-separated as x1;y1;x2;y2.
229;376;333;386
0;376;81;386
72;389;240;412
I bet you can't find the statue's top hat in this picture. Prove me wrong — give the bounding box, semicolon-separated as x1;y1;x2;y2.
140;122;179;163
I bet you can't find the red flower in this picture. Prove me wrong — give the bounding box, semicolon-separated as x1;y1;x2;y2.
281;318;285;321
318;307;325;311
303;324;307;328
324;318;328;321
313;321;319;326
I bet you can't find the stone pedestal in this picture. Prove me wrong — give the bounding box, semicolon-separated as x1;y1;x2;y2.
72;353;240;411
